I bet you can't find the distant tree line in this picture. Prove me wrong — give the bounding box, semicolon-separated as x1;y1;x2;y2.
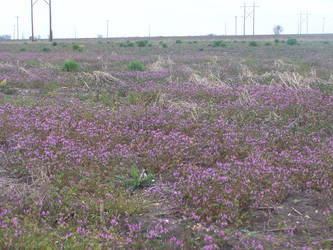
0;35;11;40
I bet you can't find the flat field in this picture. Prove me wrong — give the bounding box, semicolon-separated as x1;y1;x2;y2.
0;38;332;249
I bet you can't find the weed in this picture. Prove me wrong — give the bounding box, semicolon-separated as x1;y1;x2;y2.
287;38;297;45
136;40;149;47
176;40;182;44
42;47;51;52
249;41;259;47
125;165;155;191
129;60;145;71
52;41;58;46
62;59;79;72
20;47;26;52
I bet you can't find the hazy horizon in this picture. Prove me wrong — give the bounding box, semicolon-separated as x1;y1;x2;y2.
1;0;333;39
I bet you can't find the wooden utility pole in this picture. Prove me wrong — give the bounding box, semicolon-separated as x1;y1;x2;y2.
107;20;109;38
31;0;34;41
252;2;259;36
15;16;19;40
31;0;53;41
242;3;246;36
49;0;53;41
235;16;238;35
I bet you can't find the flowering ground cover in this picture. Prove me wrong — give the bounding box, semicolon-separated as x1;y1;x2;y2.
0;38;332;248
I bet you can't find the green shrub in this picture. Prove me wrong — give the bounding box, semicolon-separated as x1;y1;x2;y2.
274;39;280;43
199;48;204;51
249;41;259;47
98;40;103;44
42;47;51;52
52;41;58;46
118;41;134;47
20;47;26;52
148;43;153;47
193;41;198;44
60;43;67;48
175;40;182;44
241;40;246;44
265;41;272;46
162;43;168;48
136;40;148;47
72;43;80;50
212;40;227;47
63;60;79;72
129;60;145;71
287;38;297;45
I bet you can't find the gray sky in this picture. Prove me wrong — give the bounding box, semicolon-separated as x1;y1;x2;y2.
1;0;333;39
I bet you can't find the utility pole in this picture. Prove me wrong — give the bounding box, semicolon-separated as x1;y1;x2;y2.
252;2;259;36
235;16;238;36
31;0;34;41
49;0;53;41
241;2;259;37
31;0;53;41
106;20;109;38
299;12;302;35
241;3;246;36
148;24;151;40
306;11;310;34
298;12;307;36
15;16;19;40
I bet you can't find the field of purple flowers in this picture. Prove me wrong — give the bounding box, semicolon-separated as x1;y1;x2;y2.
0;38;332;249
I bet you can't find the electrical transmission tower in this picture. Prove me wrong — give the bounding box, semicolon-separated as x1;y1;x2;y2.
31;0;53;41
241;2;259;36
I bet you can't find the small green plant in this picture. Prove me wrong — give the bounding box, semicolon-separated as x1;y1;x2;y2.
52;41;58;46
63;60;79;72
162;43;168;48
265;41;272;46
20;47;26;52
193;40;198;44
0;79;7;87
98;40;103;44
126;165;154;191
211;40;227;47
249;41;259;47
136;40;148;47
42;47;51;52
287;38;297;45
274;38;280;43
129;60;145;71
241;40;246;44
199;48;204;51
60;43;67;48
148;43;153;47
175;40;182;44
72;43;84;51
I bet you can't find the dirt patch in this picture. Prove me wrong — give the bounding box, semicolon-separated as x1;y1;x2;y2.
232;190;333;249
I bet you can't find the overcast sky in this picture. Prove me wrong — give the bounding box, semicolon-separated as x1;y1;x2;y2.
1;0;333;39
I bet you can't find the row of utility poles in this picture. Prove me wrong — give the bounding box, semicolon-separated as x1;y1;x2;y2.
30;0;52;41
